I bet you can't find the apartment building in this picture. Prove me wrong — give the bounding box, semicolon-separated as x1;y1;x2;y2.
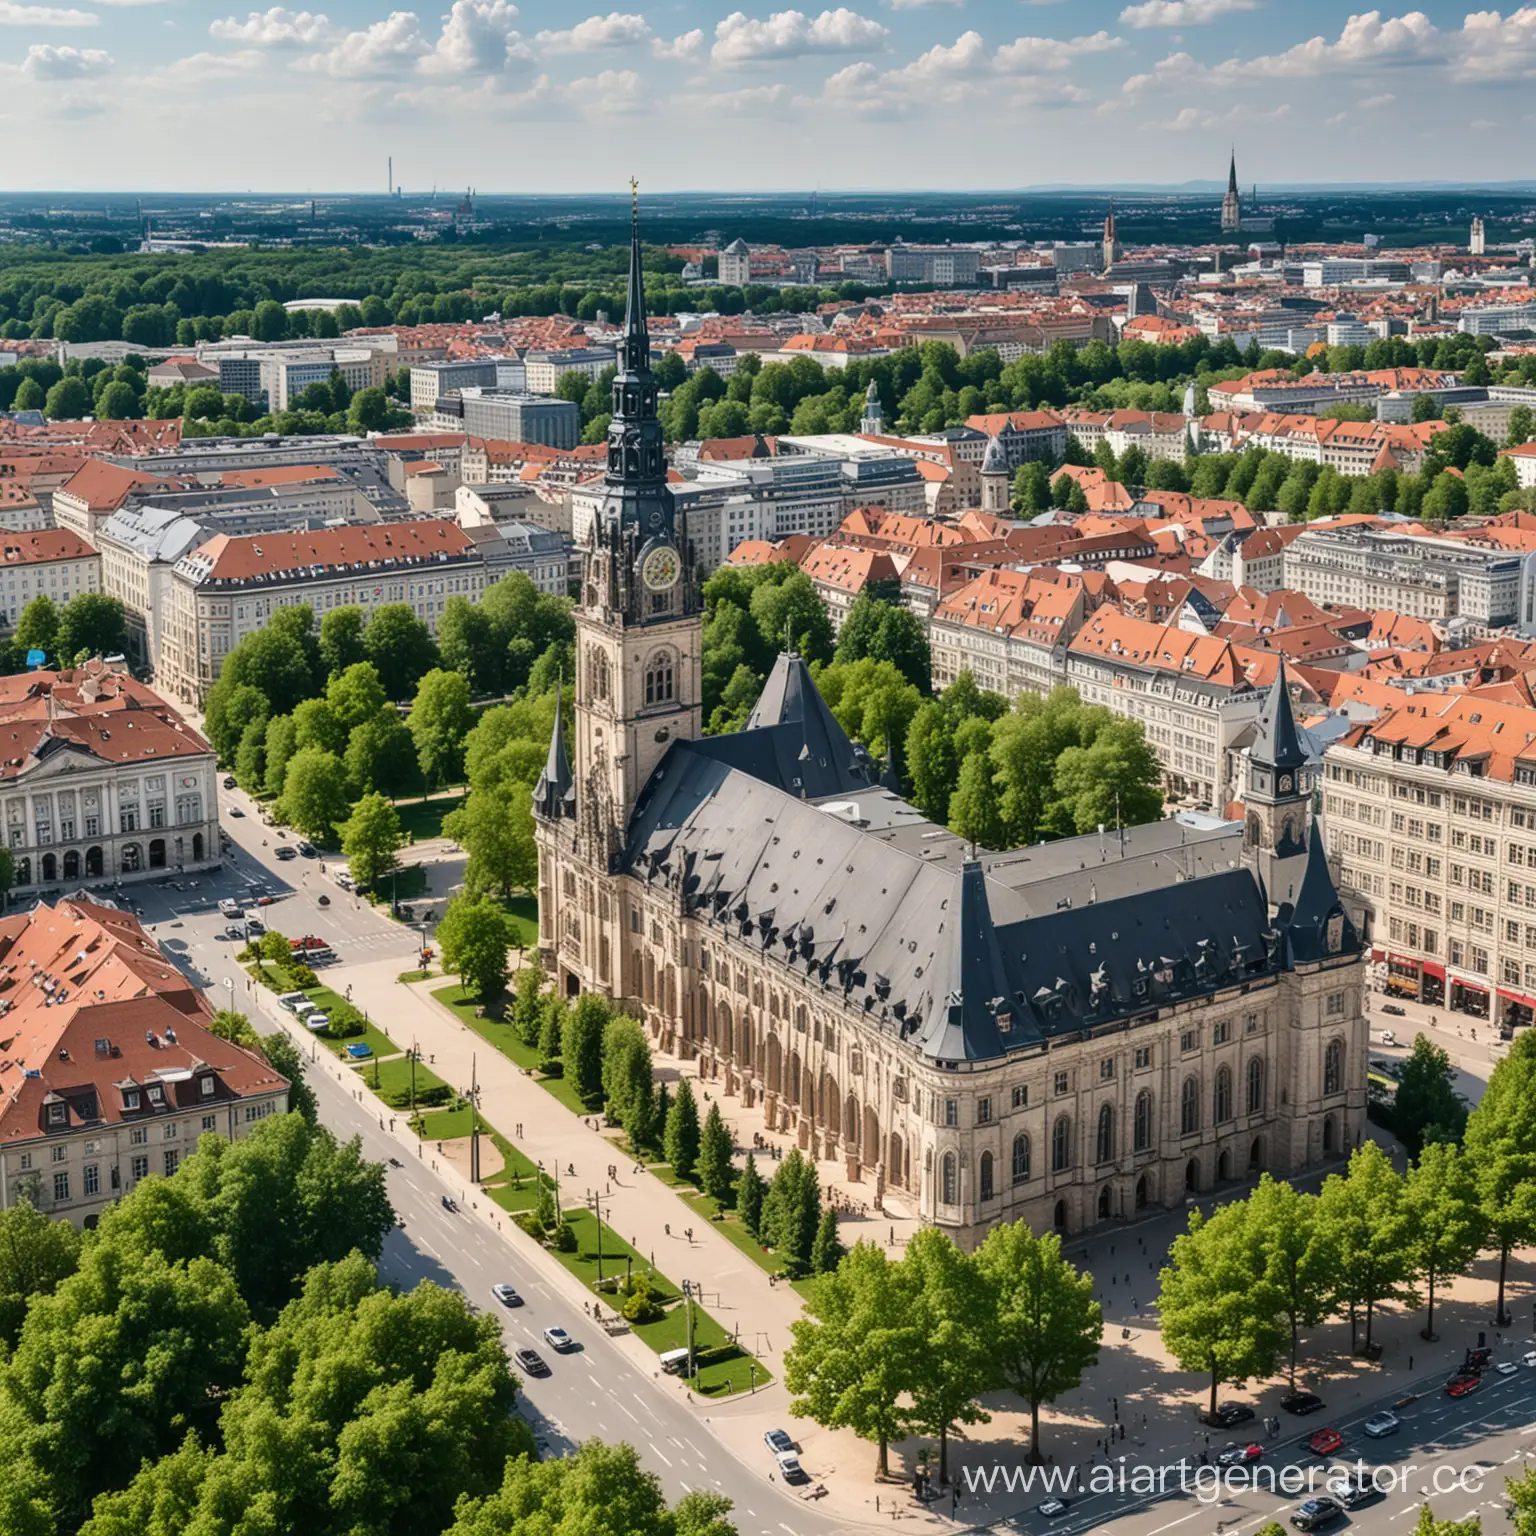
454;392;580;450
96;507;209;673
930;569;1091;698
409;358;511;414
0;661;221;891
0;897;288;1226
963;411;1071;471
884;245;981;285
0;529;102;631
158;520;485;704
1066;608;1265;810
1324;692;1536;1030
799;544;901;632
523;347;616;395
1060;409;1191;464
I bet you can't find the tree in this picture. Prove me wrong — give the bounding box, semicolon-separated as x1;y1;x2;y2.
1049;715;1164;835
664;1077;701;1181
1249;1176;1334;1388
0;847;15;903
1013;460;1054;514
408;668;474;790
561;993;609;1109
292;696;346;756
811;1206;844;1276
1392;1033;1468;1156
601;1014;657;1151
55;593;128;664
537;997;564;1074
204;680;271;764
1316;1141;1417;1353
904;1228;988;1482
278;747;352;842
260;1031;317;1126
325;660;389;732
511;966;545;1046
906;700;958;822
14;596;58;659
436;895;511;1003
345;714;419;799
339;792;404;890
437;597;500;695
319;605;368;677
975;1222;1102;1462
234;719;267;793
43;375;92;420
1507;405;1535;447
96;380;140;420
784;1239;923;1478
263;714;298;797
760;1148;820;1278
12;377;45;413
1157;1202;1284;1417
736;1154;766;1239
1463;1030;1536;1325
365;604;438;700
0;1198;82;1349
949;749;1002;851
1404;1141;1484;1341
1411;392;1441;424
445;780;537;899
697;1102;735;1203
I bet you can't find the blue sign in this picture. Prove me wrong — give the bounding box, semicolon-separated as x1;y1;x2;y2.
24;650;46;669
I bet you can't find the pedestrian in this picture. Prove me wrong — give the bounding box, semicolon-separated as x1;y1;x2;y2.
1112;1396;1119;1419
875;1496;880;1513
1409;1354;1414;1371
665;1223;671;1236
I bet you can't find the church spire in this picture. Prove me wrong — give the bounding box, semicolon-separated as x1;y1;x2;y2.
534;679;575;822
621;176;649;374
1228;146;1239;197
1252;658;1307;777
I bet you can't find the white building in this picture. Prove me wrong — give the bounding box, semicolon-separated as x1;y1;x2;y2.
0;529;102;632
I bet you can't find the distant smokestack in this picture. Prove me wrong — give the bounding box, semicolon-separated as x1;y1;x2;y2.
388;156;393;197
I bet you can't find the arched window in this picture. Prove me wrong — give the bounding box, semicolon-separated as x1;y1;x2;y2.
941;1151;957;1205
980;1151;994;1202
1134;1090;1153;1152
1214;1066;1233;1125
1246;1057;1265;1116
644;649;675;707
1180;1075;1200;1136
1324;1039;1344;1097
1052;1116;1072;1173
591;651;610;702
1012;1133;1031;1184
1096;1103;1115;1165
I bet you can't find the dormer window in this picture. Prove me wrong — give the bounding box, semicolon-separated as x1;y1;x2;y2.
46;1102;66;1127
147;1085;164;1105
200;1075;215;1098
124;1089;140;1111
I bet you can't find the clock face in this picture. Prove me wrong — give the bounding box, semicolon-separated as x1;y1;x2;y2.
641;543;680;593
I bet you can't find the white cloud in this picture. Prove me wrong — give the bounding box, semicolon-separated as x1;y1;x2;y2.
1155;100;1289;128
651;27;703;58
699;82;792;112
420;0;531;73
566;66;643;110
535;11;649;52
298;9;427;75
1121;48;1198;91
20;41;110;73
160;47;265;77
1212;10;1438;78
713;8;888;65
209;8;333;45
0;3;96;25
994;29;1123;73
1360;89;1395;105
1120;0;1259;26
1456;7;1536;80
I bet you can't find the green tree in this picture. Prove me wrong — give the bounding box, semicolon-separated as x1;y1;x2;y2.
949;748;1003;851
263;713;298;798
1049;715;1164;835
760;1148;820;1278
408;667;474;789
697;1101;735;1203
55;592;128;664
325;660;390;732
292;695;346;756
14;595;59;659
437;596;500;695
1404;1141;1484;1340
1249;1176;1334;1388
437;894;511;1003
1507;405;1535;447
12;377;45;413
1157;1202;1284;1417
204;680;270;764
43;374;92;420
811;1206;844;1276
277;746;352;842
905;700;958;822
260;1031;318;1126
339;791;404;890
601;1014;657;1151
345;714;419;799
904;1227;989;1482
95;380;140;419
445;780;538;899
784;1239;922;1478
664;1077;701;1182
1411;393;1440;424
233;719;267;793
1393;1033;1468;1155
365;603;438;700
0;1198;82;1349
1463;1029;1536;1325
319;605;368;677
510;965;545;1046
736;1153;766;1239
561;993;609;1109
537;997;564;1074
976;1222;1102;1462
1316;1140;1417;1352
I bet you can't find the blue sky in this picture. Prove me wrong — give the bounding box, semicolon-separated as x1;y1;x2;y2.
2;2;1533;192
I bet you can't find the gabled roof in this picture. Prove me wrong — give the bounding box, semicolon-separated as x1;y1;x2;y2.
1252;660;1309;775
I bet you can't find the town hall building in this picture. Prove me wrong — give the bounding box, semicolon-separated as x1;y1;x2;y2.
533;198;1369;1247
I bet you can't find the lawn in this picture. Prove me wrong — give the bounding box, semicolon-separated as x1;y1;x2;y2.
432;982;591;1116
364;865;429;907
394;793;465;843
633;1303;773;1396
545;1207;681;1303
305;987;401;1061
500;894;538;949
355;1053;452;1111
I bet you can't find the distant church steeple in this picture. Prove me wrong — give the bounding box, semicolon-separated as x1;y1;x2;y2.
1221;148;1242;234
1101;200;1121;273
859;378;884;435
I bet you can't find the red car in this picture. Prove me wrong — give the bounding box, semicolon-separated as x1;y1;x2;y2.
1308;1428;1345;1456
1217;1443;1264;1467
1446;1374;1481;1399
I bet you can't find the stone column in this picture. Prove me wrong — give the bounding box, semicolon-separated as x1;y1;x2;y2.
796;1116;811;1151
823;1131;839;1161
763;1089;778;1127
874;1162;885;1212
846;1151;861;1182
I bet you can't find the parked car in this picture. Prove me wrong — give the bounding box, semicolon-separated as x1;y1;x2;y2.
491;1283;522;1308
1381;1003;1407;1016
218;899;243;917
1334;1478;1380;1511
764;1429;795;1456
1218;1443;1263;1467
222;776;237;789
1446;1373;1481;1398
514;1348;549;1377
1497;1361;1519;1377
229;807;244;817
298;841;317;857
1281;1390;1325;1415
246;918;265;935
1037;1499;1071;1519
543;1326;574;1352
775;1451;808;1484
276;846;297;861
1291;1498;1343;1531
225;925;245;940
1307;1428;1344;1456
1522;1350;1536;1368
1210;1402;1256;1427
1362;1411;1399;1438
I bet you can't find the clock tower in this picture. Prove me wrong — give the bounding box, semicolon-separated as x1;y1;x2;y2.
1242;659;1312;908
568;184;702;866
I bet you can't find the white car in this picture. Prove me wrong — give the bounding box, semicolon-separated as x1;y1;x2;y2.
1523;1351;1536;1368
1037;1499;1071;1518
543;1325;574;1352
1497;1361;1519;1377
1361;1411;1399;1438
1379;1030;1397;1045
776;1450;808;1484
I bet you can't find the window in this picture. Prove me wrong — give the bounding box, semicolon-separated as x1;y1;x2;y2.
1214;1066;1233;1124
1096;1103;1115;1164
944;1099;958;1128
1180;1076;1200;1135
164;1123;178;1140
1246;1013;1259;1035
1323;1040;1344;1097
1011;1085;1028;1110
200;1076;215;1099
1100;1058;1115;1081
980;1151;995;1202
1181;1029;1198;1053
1012;1133;1031;1183
131;1155;148;1182
1246;1057;1265;1116
1134;1090;1153;1152
644;649;675;707
129;1126;147;1146
1326;991;1346;1017
202;1114;217;1132
1051;1116;1072;1172
1213;1021;1230;1046
976;1096;992;1126
1054;1070;1069;1095
1134;1046;1151;1069
50;1143;65;1162
941;1151;957;1205
163;1149;179;1178
83;1164;99;1197
52;1172;69;1203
